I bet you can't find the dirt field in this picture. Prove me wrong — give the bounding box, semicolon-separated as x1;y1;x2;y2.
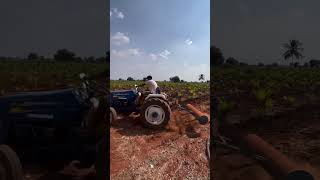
110;96;210;179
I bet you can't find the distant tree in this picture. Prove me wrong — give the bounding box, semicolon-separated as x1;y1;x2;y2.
211;46;225;66
303;62;309;67
181;80;185;83
39;56;45;60
309;59;320;68
226;57;239;65
293;62;300;67
239;62;248;66
271;62;279;67
74;57;83;62
127;77;134;81
54;49;76;61
27;53;39;60
86;56;96;62
282;40;304;65
199;74;205;82
96;57;106;63
258;63;264;67
119;78;123;80
169;76;180;83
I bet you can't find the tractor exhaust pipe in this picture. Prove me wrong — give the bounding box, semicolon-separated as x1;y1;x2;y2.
220;125;316;180
185;104;209;125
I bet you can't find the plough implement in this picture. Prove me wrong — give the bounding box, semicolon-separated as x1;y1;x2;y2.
212;97;317;180
176;103;209;125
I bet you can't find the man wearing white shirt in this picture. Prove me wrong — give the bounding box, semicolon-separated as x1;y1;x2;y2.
140;75;160;94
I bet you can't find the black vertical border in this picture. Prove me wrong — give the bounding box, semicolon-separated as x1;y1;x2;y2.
210;0;214;179
105;0;110;179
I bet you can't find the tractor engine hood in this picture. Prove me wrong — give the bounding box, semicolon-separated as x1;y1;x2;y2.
0;88;83;109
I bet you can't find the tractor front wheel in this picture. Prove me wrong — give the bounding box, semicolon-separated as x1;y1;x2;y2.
140;98;171;129
0;145;23;180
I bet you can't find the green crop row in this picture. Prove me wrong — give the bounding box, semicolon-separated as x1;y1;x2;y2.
0;61;108;93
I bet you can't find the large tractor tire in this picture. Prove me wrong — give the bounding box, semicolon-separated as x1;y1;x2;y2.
140;98;171;129
0;145;24;180
109;107;117;126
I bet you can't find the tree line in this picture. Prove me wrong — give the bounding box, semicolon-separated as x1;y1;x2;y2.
0;49;110;63
212;40;320;68
122;74;208;83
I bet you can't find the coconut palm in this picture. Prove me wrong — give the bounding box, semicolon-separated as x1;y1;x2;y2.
282;40;304;65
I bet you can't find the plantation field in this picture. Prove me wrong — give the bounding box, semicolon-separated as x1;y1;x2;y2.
212;66;320;180
212;66;320;118
0;61;108;94
213;66;320;95
111;80;209;101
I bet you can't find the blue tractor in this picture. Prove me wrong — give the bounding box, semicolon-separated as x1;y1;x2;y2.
109;82;172;129
0;73;109;179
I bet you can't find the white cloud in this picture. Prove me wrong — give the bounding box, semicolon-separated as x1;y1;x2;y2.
158;50;171;59
111;48;142;58
150;53;157;61
110;8;125;19
148;50;172;60
111;32;130;46
128;49;142;56
185;38;193;45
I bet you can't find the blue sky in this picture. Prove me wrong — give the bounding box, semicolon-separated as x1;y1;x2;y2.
110;0;210;81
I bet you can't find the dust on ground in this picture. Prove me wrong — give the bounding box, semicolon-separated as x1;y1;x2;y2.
110;96;210;179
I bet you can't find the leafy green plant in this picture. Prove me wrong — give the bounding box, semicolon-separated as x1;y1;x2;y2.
253;88;274;116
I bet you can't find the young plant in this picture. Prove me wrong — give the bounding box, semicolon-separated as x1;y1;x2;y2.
253;88;274;116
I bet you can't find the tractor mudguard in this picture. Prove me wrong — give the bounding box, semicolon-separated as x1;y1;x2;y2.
145;94;167;101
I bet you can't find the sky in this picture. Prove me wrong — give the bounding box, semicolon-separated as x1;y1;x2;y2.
110;0;210;81
213;0;320;65
0;0;108;58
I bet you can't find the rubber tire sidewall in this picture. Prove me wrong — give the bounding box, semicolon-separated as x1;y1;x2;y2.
140;98;171;129
110;107;117;126
0;145;23;180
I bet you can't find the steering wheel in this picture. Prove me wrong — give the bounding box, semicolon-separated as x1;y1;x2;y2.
79;73;109;98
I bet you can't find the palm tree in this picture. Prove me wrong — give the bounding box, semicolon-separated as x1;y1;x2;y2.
282;40;304;66
199;74;205;82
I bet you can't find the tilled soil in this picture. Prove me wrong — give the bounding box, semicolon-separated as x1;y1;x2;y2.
110;97;210;179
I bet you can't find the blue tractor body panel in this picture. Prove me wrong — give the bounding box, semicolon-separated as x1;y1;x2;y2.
110;90;139;113
0;88;91;145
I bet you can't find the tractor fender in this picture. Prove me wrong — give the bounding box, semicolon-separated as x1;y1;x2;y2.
145;94;167;102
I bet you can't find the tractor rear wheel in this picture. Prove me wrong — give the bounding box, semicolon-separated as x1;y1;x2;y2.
140;98;171;129
0;145;23;180
109;107;117;125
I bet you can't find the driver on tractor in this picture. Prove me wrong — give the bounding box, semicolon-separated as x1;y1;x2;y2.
139;75;161;94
